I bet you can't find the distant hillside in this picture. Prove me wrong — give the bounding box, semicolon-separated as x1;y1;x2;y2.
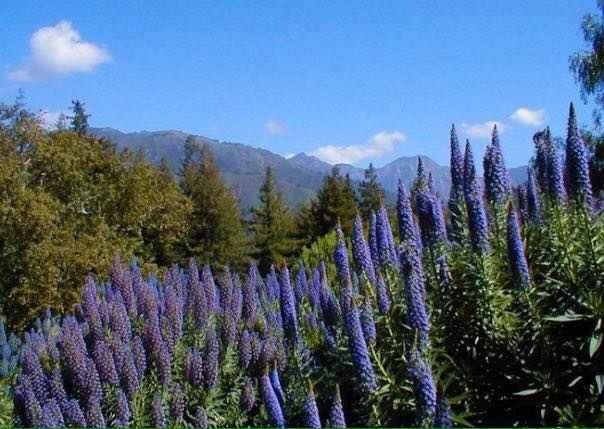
91;127;528;209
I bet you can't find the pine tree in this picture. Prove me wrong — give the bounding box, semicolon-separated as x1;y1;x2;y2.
186;144;248;269
180;135;200;196
358;163;385;220
249;166;297;272
297;166;357;244
69;100;90;136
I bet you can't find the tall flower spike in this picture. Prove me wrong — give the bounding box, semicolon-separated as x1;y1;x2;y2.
334;222;354;310
64;399;87;428
483;125;511;205
328;385;347;428
434;391;453;428
415;166;448;247
270;368;286;409
533;129;549;195
448;125;466;240
376;205;397;266
463;140;490;253
260;370;286;428
151;396;166;428
375;273;391;315
115;389;131;426
407;349;437;428
565;103;593;206
242;376;256;411
506;204;531;287
397;179;423;253
351;214;377;285
279;265;299;343
526;173;542;224
343;297;377;393
170;383;185;424
399;247;431;350
360;297;377;345
86;398;107;428
516;185;528;221
303;380;322;428
368;211;380;267
194;406;208;428
543;128;567;202
204;324;220;391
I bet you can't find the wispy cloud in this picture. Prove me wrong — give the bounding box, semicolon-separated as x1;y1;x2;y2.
9;21;111;82
40;109;68;129
461;121;506;140
265;120;285;135
509;107;546;126
310;130;405;165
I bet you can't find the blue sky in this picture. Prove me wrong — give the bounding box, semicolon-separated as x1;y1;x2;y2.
0;0;598;168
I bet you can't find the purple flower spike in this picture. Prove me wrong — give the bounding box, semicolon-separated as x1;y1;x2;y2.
260;371;285;428
241;376;256;411
368;211;380;267
407;349;437;428
376;205;397;266
204;324;220;391
463;140;489;253
397;180;423;253
483;125;511;205
151;396;166;428
566;103;593;207
506;204;532;287
375;274;391;315
399;247;430;350
279;266;299;343
360;298;376;346
343;298;376;394
114;389;131;426
194;406;208;428
352;214;377;285
63;399;86;428
170;383;185;423
303;380;322;428
328;385;347;428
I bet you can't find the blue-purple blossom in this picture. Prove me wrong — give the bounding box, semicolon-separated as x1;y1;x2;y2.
507;205;532;287
269;368;286;409
151;396;166;428
415;167;448;246
86;398;106;428
565;104;593;206
64;399;86;428
360;298;376;346
463;140;490;253
114;389;130;426
399;247;430;350
204;324;220;391
407;349;437;428
368;211;380;268
303;381;322;428
328;385;347;428
242;376;256;411
352;214;377;285
376;205;397;266
279;266;299;343
170;383;185;423
261;371;285;428
397;180;423;253
434;391;453;428
375;274;391;315
343;297;376;394
195;406;208;428
483;125;511;205
526;172;542;224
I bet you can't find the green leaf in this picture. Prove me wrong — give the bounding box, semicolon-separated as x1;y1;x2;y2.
544;314;586;323
513;388;539;396
589;331;602;358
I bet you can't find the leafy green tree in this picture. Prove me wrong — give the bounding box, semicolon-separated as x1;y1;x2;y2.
297;166;357;245
68;99;90;136
249;165;297;272
185;144;248;269
358;162;385;220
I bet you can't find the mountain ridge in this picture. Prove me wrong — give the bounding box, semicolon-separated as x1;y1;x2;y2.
90;127;528;209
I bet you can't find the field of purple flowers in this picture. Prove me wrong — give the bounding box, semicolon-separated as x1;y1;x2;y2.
0;103;602;428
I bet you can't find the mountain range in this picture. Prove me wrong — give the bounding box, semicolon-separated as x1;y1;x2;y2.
90;127;528;209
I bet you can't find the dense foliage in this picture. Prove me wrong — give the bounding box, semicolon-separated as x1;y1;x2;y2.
0;103;602;427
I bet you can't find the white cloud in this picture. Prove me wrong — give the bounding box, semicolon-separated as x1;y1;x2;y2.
284;153;296;159
461;121;506;140
9;21;111;82
310;130;405;165
40;109;67;129
509;107;546;126
265;120;285;135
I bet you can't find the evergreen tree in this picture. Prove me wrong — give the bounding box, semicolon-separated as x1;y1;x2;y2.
297;166;357;244
179;135;200;195
358;163;385;220
69;100;90;136
185;144;248;269
249;166;297;272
